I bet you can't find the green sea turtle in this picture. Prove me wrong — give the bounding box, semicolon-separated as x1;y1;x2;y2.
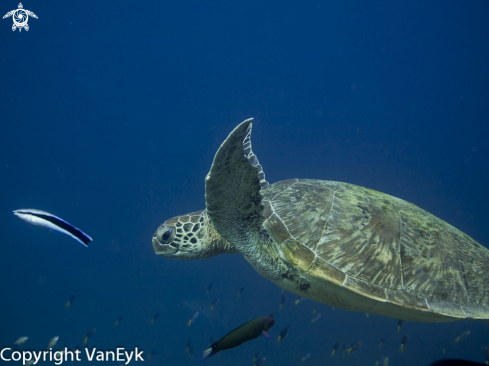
153;118;489;322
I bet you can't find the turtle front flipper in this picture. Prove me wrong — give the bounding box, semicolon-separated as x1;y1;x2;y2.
205;118;268;248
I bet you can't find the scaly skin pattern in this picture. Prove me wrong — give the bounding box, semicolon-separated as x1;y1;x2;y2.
153;210;238;260
262;179;489;322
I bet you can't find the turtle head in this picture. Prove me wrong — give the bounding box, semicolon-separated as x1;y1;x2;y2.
153;210;237;260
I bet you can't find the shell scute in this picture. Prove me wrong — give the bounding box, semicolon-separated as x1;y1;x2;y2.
399;208;467;305
454;229;489;307
315;186;403;290
264;212;291;246
281;238;315;275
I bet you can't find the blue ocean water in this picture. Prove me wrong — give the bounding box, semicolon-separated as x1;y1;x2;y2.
1;1;489;365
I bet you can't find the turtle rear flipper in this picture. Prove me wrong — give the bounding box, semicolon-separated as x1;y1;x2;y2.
205;118;268;247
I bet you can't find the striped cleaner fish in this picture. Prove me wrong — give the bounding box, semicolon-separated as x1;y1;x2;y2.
13;209;92;247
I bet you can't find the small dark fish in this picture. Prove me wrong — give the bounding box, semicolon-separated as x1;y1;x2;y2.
46;336;59;350
347;340;363;355
237;287;244;298
453;331;471;343
397;319;403;334
150;312;160;325
311;313;321;324
13;209;92;247
375;356;385;366
331;342;340;357
65;295;75;310
294;296;305;305
254;356;266;366
269;312;274;319
429;360;486;366
210;299;219;311
399;334;408;353
13;337;28;347
114;316;122;327
187;311;199;327
207;282;212;295
379;338;385;348
252;352;259;363
83;328;95;346
188;346;193;358
277;325;289;345
185;340;191;354
279;295;286;310
201;317;275;361
146;349;156;358
301;353;311;361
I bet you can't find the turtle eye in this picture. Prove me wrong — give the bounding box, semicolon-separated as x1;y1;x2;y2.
158;227;175;244
162;231;171;241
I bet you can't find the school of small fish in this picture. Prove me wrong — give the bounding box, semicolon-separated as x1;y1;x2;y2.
7;212;488;365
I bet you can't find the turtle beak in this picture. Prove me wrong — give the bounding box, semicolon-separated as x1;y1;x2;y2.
152;234;179;256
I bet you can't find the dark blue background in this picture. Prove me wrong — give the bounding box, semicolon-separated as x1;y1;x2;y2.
1;1;488;365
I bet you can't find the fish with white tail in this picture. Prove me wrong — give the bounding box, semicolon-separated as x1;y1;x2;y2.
13;209;92;247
